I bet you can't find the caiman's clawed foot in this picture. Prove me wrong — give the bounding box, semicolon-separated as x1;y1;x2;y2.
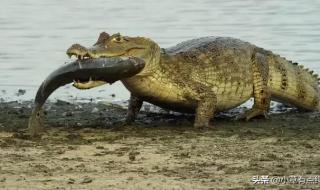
125;95;143;124
237;108;269;121
194;120;213;129
109;119;130;129
125;116;135;125
193;123;212;132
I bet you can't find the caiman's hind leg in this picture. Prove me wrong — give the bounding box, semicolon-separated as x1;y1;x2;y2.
239;52;271;120
126;94;143;124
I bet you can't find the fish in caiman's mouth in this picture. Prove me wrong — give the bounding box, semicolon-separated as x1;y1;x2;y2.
66;43;108;89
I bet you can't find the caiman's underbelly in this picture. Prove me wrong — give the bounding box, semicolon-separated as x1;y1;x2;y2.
122;77;253;113
122;76;194;112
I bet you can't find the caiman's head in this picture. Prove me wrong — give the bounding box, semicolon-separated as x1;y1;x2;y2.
66;32;160;89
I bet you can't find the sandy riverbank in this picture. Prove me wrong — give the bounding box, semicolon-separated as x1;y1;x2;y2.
0;101;319;189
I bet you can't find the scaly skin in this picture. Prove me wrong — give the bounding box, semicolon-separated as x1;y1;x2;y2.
67;32;320;128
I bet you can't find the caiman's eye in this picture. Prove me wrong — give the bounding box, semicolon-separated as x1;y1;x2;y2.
112;36;124;43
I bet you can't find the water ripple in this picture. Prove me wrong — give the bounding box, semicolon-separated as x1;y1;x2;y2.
0;0;319;101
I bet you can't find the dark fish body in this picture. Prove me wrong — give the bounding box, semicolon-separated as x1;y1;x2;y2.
28;57;145;136
35;57;144;108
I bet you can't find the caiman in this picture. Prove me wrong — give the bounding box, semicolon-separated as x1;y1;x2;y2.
66;32;320;128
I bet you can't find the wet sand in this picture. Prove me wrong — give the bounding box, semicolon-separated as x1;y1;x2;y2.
0;100;319;189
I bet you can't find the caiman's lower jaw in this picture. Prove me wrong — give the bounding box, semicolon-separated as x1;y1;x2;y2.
73;77;107;90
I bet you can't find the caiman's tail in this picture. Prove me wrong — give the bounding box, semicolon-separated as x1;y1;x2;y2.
267;53;320;111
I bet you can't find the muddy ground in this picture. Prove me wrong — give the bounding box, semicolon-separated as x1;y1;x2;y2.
0;100;319;190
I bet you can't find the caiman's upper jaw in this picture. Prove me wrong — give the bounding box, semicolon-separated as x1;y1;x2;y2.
66;45;119;60
67;52;92;60
66;44;92;60
66;43;146;60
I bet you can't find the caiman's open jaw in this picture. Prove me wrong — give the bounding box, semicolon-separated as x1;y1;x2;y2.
66;44;108;89
66;42;145;89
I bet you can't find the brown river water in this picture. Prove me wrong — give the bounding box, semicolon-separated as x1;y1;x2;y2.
0;0;319;104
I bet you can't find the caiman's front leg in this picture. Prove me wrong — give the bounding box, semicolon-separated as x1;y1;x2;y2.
194;96;217;128
126;94;143;124
190;86;217;128
239;52;271;120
